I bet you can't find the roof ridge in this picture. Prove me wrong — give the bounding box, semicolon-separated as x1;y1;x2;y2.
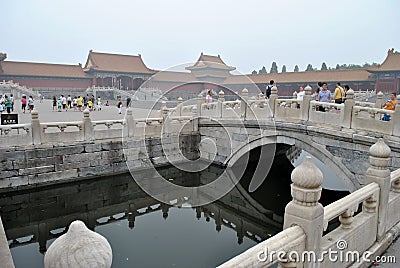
90;51;142;58
4;61;82;67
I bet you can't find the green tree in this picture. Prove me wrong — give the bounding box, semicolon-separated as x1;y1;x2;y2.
305;64;313;71
294;65;299;72
259;66;267;74
251;70;257;75
336;64;340;70
270;62;278;73
281;65;287;73
321;62;328;71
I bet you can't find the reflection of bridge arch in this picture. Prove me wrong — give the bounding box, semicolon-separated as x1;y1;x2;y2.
224;134;359;191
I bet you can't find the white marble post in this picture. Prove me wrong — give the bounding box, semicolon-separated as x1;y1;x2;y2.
342;88;354;129
197;93;202;117
241;88;248;119
83;109;94;141
301;85;312;122
31;109;41;145
283;156;324;268
269;86;278;116
375;91;384;108
218;90;225;118
365;139;391;241
126;107;135;137
391;95;400;137
161;101;170;134
177;97;183;117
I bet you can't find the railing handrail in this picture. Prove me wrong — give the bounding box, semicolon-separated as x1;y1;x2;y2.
323;182;379;231
390;169;400;184
217;225;305;267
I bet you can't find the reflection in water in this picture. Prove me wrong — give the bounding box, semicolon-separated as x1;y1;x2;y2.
0;144;349;268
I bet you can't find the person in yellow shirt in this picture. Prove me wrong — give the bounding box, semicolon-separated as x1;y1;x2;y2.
383;93;397;110
334;82;345;104
77;96;83;111
87;100;93;111
382;92;397;121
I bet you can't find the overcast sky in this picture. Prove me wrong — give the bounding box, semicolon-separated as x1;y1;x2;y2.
2;0;399;74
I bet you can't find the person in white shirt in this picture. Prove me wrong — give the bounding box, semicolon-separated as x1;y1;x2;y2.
296;86;305;100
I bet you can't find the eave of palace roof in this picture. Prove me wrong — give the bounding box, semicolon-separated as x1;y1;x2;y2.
186;53;236;71
367;48;400;72
0;61;91;79
84;50;156;74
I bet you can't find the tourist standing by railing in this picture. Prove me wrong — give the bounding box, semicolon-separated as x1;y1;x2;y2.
382;92;397;121
334;82;345;104
265;80;274;99
317;82;332;112
205;90;213;103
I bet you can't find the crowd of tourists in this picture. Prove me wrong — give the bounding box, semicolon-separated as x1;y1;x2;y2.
283;80;396;120
0;94;35;114
51;95;110;112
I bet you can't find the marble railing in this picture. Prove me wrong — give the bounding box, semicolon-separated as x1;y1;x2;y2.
0;107;194;148
0;85;398;148
220;139;400;267
0;80;40;98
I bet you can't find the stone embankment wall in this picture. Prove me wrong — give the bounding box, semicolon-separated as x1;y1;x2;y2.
0;134;200;192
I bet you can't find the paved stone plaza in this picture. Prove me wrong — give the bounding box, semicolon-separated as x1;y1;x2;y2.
7;99;159;124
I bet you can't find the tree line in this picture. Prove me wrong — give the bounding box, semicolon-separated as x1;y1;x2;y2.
251;61;380;75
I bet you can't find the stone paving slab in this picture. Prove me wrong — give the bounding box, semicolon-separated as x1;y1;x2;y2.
6;99;160;124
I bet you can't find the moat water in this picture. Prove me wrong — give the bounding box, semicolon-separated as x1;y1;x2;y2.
0;145;349;268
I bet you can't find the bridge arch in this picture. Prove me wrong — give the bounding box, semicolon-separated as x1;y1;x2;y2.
224;134;360;192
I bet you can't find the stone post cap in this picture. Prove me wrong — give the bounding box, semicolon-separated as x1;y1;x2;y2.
396;95;400;101
31;109;39;119
291;156;323;205
177;97;183;103
44;220;112;268
271;86;278;95
291;156;323;189
377;91;384;97
219;90;225;96
370;138;391;159
346;89;354;98
126;107;133;115
242;88;248;94
198;93;203;99
83;108;90;117
305;85;312;95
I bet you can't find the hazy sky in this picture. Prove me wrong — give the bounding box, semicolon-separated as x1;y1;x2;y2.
2;0;399;74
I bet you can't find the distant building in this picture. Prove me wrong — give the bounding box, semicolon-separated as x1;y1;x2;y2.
0;49;399;97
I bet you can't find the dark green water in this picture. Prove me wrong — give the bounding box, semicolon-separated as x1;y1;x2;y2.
0;145;349;268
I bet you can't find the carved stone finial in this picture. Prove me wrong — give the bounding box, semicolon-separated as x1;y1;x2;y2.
242;88;248;94
304;85;312;95
44;220;112;268
370;138;391;159
83;108;90;118
291;156;323;205
346;89;354;99
31;109;39;120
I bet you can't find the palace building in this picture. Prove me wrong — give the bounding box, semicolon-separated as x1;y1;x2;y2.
0;49;399;97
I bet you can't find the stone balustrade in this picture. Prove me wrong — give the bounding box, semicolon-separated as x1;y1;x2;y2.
0;80;40;98
1;85;399;148
220;139;400;267
0;106;195;148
